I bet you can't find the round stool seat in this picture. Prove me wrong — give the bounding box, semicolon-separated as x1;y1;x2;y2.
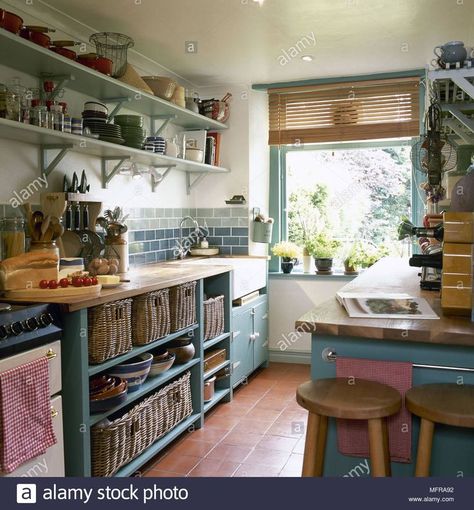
297;378;401;420
406;383;474;428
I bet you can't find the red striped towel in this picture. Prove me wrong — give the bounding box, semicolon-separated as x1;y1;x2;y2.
336;357;412;463
0;357;56;473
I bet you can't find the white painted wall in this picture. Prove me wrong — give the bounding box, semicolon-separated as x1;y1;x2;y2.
268;277;349;354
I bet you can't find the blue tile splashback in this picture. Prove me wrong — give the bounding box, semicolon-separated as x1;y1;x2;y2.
125;207;249;266
0;204;249;267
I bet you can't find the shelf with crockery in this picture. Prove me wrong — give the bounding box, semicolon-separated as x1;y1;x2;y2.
0;118;230;174
0;28;228;131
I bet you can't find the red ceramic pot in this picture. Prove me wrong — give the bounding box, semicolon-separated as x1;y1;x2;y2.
20;28;52;48
0;9;23;34
50;46;77;60
77;53;113;75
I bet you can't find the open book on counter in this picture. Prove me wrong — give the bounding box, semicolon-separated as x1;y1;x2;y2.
336;292;439;320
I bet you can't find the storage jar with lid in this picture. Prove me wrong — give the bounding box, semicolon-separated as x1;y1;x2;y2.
29;240;60;262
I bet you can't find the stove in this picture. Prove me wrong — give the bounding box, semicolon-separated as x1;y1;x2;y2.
0;302;62;358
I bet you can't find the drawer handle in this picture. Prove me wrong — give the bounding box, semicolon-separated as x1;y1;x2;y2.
233;330;241;339
51;407;58;418
262;314;268;320
46;349;57;360
250;334;256;341
262;341;269;347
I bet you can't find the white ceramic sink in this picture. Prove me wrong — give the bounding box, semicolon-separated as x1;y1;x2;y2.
180;257;267;299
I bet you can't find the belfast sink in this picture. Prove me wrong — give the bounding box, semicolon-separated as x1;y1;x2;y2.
177;257;267;299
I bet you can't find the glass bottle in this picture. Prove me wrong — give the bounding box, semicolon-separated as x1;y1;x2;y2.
51;103;64;131
1;217;26;259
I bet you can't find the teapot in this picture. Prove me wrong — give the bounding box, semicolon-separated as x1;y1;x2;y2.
434;41;467;64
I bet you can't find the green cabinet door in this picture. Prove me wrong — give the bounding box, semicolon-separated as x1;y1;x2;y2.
231;307;253;387
252;296;269;369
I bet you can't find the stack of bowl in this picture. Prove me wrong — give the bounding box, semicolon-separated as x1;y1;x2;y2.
113;114;146;149
108;353;153;392
89;375;128;413
149;346;176;377
82;101;124;144
144;136;166;154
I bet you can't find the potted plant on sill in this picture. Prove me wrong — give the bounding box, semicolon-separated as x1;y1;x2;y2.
271;241;300;274
343;241;367;275
306;232;341;274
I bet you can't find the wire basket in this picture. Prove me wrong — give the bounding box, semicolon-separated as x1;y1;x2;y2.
90;32;134;78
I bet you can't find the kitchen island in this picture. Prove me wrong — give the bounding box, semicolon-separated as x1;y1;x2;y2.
296;258;474;477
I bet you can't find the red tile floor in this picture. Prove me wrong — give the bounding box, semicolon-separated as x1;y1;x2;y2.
142;362;310;477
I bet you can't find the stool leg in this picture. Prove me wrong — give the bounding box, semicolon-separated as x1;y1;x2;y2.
368;418;390;477
302;413;328;477
415;418;435;477
381;418;391;476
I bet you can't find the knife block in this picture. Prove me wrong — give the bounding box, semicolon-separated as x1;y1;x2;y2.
442;212;474;316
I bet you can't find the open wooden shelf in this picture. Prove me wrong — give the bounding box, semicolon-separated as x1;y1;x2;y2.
204;388;231;413
203;332;231;350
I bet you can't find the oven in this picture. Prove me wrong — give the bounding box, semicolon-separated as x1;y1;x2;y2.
0;303;64;477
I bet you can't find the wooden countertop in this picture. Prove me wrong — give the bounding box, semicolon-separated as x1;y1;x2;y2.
296;258;474;347
6;261;233;313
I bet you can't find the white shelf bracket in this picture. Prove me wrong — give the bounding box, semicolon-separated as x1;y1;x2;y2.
186;172;207;195
151;114;177;136
150;164;175;192
40;73;75;101
101;156;130;188
104;97;132;122
40;144;73;176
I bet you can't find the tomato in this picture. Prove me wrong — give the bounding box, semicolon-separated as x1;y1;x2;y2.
82;277;92;287
39;280;49;289
91;277;98;286
59;278;69;288
72;277;84;287
48;280;58;290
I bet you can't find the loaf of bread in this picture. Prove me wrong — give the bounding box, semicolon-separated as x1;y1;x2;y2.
0;251;59;290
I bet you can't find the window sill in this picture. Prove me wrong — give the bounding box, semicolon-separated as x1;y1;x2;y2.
268;271;357;281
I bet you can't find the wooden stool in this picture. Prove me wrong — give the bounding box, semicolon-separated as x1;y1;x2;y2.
406;383;474;477
297;378;402;477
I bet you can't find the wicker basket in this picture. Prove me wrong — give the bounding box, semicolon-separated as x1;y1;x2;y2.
88;298;133;364
169;281;197;332
132;289;170;345
91;371;192;477
203;295;225;340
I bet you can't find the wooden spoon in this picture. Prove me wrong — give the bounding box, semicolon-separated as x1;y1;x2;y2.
41;215;51;240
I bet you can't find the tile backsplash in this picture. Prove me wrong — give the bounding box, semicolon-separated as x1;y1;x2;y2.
0;204;249;266
125;207;249;265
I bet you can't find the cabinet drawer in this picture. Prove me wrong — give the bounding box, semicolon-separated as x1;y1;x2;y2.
0;340;61;396
1;395;64;477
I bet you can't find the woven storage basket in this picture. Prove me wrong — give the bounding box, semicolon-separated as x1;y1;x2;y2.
203;295;225;340
132;289;170;345
88;298;133;364
91;371;192;477
169;281;197;332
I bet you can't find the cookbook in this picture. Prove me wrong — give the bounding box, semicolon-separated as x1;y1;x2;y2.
336;292;439;319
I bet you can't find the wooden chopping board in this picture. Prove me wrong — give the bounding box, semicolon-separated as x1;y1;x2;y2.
6;284;102;299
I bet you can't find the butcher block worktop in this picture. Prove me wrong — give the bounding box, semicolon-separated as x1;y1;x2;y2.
6;260;233;312
296;258;474;347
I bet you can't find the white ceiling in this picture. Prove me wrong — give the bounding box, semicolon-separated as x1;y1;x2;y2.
39;0;474;86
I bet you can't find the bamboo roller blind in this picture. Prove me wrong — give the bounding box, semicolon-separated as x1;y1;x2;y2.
268;77;420;145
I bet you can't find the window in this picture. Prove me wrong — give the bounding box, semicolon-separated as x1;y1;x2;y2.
283;143;413;271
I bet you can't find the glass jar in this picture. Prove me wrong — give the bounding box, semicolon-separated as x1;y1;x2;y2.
31;102;49;128
1;218;26;260
29;240;60;261
51;104;64;131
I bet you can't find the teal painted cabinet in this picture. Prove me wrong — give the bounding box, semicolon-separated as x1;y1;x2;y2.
231;294;269;387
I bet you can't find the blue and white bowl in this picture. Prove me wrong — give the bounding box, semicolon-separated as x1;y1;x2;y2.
108;353;153;392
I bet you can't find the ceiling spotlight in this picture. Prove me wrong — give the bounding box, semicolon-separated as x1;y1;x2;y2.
301;55;314;62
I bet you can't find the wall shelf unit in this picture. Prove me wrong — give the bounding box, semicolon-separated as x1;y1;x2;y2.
428;67;474;145
0;118;230;192
0;28;230;193
0;29;228;130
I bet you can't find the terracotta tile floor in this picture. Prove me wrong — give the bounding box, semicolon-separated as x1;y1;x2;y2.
143;362;310;477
